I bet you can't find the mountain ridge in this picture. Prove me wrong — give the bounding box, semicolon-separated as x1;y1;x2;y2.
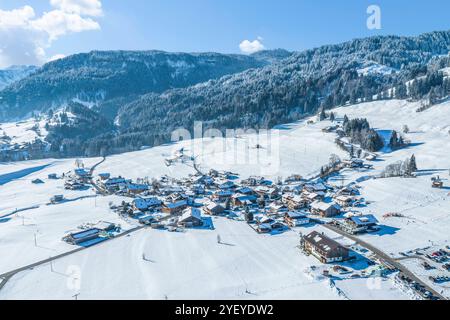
0;30;449;158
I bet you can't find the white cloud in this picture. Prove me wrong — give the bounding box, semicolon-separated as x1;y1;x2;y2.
0;1;103;68
32;9;100;41
50;0;103;17
239;38;265;54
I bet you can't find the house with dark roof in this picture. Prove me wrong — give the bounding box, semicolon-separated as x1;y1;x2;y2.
301;231;350;263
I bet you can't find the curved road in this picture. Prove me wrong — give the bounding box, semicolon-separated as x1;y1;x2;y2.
323;223;446;300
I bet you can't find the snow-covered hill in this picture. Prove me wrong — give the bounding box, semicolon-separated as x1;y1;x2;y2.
0;99;449;300
0;66;37;91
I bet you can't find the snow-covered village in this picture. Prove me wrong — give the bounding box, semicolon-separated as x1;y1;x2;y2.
0;1;450;307
1;98;449;300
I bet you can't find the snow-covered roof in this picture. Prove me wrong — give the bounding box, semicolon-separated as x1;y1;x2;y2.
205;202;224;211
105;177;127;185
233;194;257;202
311;201;340;212
164;200;188;209
349;214;379;226
304;183;327;192
180;207;202;222
69;228;100;240
133;197;162;209
256;216;274;224
214;190;234;197
304;231;345;254
236;187;254;194
335;195;353;202
127;183;149;191
219;181;235;189
93;221;116;231
286;212;308;219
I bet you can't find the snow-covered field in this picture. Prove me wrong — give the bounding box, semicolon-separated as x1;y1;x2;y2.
0;118;48;146
0;219;410;300
0;99;449;300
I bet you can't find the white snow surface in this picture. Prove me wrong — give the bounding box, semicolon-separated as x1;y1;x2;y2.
0;99;449;299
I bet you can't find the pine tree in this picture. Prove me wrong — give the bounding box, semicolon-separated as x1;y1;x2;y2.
389;130;399;149
319;108;327;121
330;112;335;122
343;115;349;126
410;154;418;172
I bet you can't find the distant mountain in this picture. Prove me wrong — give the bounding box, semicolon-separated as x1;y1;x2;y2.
251;49;293;63
111;31;450;154
0;65;37;91
0;51;267;120
1;31;450;159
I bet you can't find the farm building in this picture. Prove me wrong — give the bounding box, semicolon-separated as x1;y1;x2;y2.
138;215;155;225
126;183;149;195
103;177;128;191
285;195;308;210
64;180;85;190
256;221;285;233
232;194;258;207
50;195;64;204
212;190;234;202
334;195;354;207
162;200;188;215
303;183;327;193
336;186;359;196
254;186;279;199
98;173;111;180
93;221;117;232
133;197;162;212
204;202;225;215
236;187;256;195
284;212;310;227
310;201;341;217
63;228;101;245
301;231;350;263
191;175;214;186
74;168;92;182
218;181;236;190
305;192;325;202
179;208;203;227
268;202;288;213
255;216;275;225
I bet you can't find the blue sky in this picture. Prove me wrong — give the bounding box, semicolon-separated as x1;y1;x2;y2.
0;0;449;67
